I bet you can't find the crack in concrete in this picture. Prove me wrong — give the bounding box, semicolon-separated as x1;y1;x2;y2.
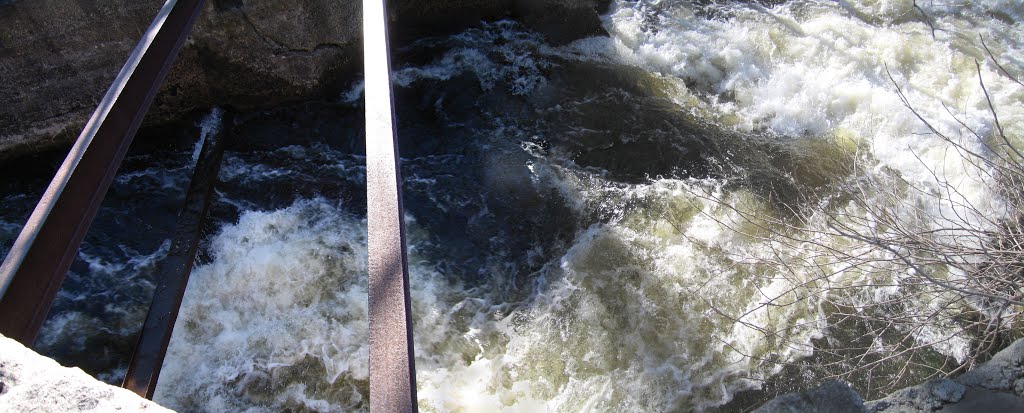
235;8;348;57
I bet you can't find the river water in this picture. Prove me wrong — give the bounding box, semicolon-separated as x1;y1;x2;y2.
2;0;1023;411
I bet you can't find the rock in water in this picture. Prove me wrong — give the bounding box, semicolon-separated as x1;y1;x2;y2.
753;380;867;413
752;339;1024;412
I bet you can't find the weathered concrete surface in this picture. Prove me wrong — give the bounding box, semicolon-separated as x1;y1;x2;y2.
0;334;173;412
0;0;609;161
0;0;362;160
755;339;1024;412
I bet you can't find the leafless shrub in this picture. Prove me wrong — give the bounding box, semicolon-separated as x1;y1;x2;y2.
687;40;1024;396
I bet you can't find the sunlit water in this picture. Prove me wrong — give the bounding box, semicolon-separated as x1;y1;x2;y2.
2;0;1021;411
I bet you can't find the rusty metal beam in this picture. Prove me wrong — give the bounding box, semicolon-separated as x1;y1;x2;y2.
0;0;207;345
364;0;418;411
122;111;229;399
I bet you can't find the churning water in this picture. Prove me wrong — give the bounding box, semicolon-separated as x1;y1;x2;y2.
2;0;1022;411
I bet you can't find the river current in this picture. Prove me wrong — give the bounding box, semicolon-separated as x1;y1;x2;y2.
2;0;1023;411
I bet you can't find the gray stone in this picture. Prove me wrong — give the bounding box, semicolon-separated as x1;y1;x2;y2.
756;339;1024;413
867;379;965;413
0;0;610;160
936;387;1024;413
511;0;609;45
0;0;362;160
754;380;867;413
957;338;1024;392
0;334;172;412
930;379;966;403
865;339;1024;413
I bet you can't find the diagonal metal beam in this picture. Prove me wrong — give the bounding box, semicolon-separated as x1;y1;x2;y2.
364;0;418;411
122;111;229;399
0;0;207;345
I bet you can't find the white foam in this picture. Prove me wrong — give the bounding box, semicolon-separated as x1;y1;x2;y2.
192;107;224;165
156;187;804;411
590;0;1024;363
340;80;365;105
155;200;471;412
393;21;551;95
600;0;1023;194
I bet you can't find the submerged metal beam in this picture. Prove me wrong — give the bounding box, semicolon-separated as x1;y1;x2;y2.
364;0;418;411
0;0;207;345
122;112;230;399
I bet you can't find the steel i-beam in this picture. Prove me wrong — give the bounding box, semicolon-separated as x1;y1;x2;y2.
364;0;419;411
122;112;229;399
0;0;207;345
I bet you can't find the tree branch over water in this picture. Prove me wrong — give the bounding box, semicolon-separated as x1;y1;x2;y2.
687;40;1024;395
912;1;937;40
981;35;1024;88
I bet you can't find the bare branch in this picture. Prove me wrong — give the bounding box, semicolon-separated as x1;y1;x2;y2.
980;35;1024;88
913;1;937;40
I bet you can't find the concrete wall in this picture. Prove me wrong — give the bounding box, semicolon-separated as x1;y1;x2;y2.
0;0;609;160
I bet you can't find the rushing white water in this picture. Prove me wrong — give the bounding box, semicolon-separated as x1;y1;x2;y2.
153;1;1024;411
599;0;1023;187
12;108;230;384
156;189;799;412
592;0;1023;363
